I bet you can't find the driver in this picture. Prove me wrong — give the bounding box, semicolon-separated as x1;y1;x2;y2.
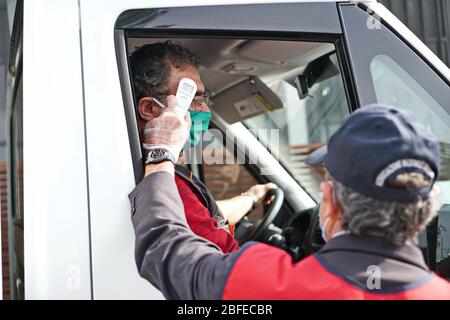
129;103;450;299
130;41;276;253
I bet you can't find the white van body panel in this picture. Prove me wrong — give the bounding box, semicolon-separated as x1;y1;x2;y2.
24;0;92;299
78;0;162;300
79;0;346;299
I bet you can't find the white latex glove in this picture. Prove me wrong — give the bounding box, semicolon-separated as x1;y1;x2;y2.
142;95;191;163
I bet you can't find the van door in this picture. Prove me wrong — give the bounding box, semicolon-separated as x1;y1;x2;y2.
23;0;92;299
339;3;450;276
92;1;354;299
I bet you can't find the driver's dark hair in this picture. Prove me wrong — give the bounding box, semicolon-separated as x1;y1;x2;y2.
130;40;200;102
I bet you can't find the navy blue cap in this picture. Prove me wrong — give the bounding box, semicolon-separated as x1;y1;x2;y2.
305;104;440;203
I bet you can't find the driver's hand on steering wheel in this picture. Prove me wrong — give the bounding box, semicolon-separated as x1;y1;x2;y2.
244;183;278;207
218;183;278;226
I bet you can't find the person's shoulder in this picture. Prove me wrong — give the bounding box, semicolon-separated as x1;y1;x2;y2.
221;243;321;299
432;274;450;290
227;242;314;276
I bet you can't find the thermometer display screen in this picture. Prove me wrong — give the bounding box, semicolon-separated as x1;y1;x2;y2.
182;83;195;94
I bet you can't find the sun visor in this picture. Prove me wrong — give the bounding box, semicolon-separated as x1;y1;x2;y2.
211;76;284;124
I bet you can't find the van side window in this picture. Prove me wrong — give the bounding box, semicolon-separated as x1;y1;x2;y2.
370;54;450;267
242;51;350;200
341;5;450;272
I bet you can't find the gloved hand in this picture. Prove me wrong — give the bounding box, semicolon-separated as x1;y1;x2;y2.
142;95;191;163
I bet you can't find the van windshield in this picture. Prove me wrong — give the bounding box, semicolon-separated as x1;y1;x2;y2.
242;52;350;201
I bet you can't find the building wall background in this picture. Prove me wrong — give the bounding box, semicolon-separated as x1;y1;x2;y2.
379;0;450;67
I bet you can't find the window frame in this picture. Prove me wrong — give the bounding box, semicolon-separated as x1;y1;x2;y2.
340;4;450;271
339;4;450;109
114;3;359;185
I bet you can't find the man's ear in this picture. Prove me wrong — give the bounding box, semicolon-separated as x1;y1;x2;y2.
320;180;339;217
138;97;161;121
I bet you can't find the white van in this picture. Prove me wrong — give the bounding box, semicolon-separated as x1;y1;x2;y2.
2;0;450;299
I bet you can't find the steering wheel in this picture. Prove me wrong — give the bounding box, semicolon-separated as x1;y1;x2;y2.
235;188;284;244
303;204;325;256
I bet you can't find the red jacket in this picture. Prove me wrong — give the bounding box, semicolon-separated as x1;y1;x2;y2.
223;241;450;299
175;168;240;253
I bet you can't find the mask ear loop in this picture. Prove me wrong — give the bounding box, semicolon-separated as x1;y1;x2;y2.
317;190;329;242
320;180;338;242
325;179;349;239
321;216;331;242
325;180;337;206
152;97;167;109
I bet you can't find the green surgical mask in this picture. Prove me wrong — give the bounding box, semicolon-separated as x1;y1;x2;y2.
188;111;211;147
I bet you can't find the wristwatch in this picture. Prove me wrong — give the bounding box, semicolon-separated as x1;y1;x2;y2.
145;148;176;165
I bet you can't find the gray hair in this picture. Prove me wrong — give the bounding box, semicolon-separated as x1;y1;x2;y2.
328;172;441;246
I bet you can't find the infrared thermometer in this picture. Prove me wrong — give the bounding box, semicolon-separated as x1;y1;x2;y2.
175;78;197;110
152;78;197;111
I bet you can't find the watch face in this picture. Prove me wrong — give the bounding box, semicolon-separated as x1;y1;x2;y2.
146;148;174;164
151;149;166;159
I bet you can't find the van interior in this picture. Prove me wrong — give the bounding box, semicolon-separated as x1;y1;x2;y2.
126;37;448;267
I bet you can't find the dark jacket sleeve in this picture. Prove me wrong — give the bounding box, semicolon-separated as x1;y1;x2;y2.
129;171;254;300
